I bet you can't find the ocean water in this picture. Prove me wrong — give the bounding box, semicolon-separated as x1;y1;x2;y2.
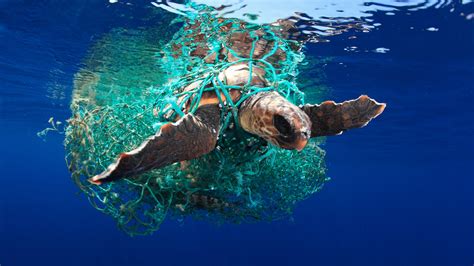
0;1;473;266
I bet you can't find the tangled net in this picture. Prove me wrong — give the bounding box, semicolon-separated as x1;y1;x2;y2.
65;6;328;236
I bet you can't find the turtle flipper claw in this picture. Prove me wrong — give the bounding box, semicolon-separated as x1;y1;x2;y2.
89;104;221;185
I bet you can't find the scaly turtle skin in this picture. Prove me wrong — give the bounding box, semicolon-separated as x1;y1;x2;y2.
89;19;385;185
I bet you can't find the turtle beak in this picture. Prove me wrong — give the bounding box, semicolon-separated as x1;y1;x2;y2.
272;111;311;151
294;131;309;151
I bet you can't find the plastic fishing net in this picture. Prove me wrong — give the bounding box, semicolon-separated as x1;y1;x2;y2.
65;6;328;236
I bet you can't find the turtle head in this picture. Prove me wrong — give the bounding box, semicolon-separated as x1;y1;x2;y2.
239;91;311;151
272;111;311;150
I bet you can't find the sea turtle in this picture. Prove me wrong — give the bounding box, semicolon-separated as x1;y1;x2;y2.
88;18;386;185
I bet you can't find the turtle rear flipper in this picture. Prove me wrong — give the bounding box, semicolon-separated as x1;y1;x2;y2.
302;95;386;137
89;104;221;185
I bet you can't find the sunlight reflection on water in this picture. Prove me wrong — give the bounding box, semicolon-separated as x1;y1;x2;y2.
152;0;473;41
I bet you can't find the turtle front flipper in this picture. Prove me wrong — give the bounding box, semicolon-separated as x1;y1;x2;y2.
89;104;221;185
302;95;386;137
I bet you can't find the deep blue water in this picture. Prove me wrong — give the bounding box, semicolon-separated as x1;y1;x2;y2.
1;1;473;266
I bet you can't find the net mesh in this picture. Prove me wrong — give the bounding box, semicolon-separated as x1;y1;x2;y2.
65;6;328;236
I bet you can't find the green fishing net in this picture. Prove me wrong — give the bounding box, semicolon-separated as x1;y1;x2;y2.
65;7;328;236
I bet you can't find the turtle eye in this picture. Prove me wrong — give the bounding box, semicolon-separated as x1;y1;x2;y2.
273;114;292;136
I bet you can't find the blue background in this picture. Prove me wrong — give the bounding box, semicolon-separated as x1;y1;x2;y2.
0;1;473;265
